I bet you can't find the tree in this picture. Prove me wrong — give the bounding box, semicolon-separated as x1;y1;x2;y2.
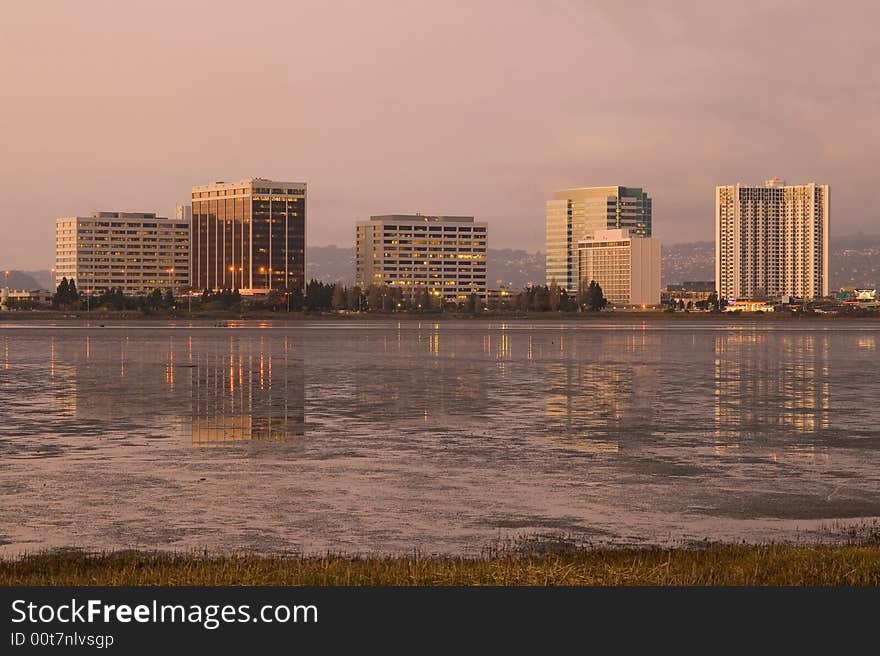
52;278;69;308
467;293;480;315
146;288;164;310
707;292;719;311
331;284;346;310
266;288;286;311
52;277;80;309
533;285;549;311
548;280;561;311
584;280;607;312
346;285;363;311
559;290;577;312
367;284;382;311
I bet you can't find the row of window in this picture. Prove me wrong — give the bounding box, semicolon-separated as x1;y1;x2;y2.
193;188;304;198
373;226;485;232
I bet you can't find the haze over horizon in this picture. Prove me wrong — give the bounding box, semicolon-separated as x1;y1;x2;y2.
2;0;878;269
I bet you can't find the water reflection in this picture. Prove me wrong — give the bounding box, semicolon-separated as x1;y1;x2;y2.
4;331;305;446
2;322;879;556
543;332;663;453
190;337;304;446
714;332;831;438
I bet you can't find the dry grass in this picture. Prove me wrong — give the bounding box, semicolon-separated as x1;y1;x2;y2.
1;544;878;586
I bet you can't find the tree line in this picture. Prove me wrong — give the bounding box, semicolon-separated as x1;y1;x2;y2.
51;276;609;314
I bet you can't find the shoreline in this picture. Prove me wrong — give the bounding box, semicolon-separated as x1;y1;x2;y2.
2;544;878;585
2;310;879;323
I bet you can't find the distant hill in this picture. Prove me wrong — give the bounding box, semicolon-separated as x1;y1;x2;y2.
304;246;354;284
23;270;55;289
306;237;879;290
486;248;544;288
0;270;43;290
661;242;714;286
305;246;544;289
662;234;880;289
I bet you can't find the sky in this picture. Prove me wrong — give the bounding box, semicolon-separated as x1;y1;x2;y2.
1;0;878;269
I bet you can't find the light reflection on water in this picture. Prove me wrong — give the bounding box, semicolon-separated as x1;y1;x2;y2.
0;320;878;555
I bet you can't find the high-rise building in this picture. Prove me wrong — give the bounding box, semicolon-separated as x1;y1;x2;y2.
55;212;190;295
175;204;192;223
355;215;488;302
577;229;661;306
546;186;652;289
716;179;829;300
191;178;306;292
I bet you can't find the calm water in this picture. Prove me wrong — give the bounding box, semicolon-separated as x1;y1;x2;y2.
1;320;878;555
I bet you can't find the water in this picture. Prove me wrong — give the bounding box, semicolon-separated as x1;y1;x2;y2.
1;320;878;555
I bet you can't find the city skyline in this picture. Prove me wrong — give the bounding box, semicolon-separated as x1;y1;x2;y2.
2;1;880;269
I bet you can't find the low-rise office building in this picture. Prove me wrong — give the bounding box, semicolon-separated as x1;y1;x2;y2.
577;228;660;306
8;289;53;304
662;281;715;306
55;212;190;295
723;300;776;313
355;215;488;302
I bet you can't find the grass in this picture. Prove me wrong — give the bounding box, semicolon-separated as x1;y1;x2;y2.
2;544;879;586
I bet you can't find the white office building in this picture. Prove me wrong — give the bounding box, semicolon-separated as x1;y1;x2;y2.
577;228;661;306
355;215;488;302
55;211;190;295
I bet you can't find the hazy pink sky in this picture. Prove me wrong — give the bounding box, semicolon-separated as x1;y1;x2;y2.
1;0;878;268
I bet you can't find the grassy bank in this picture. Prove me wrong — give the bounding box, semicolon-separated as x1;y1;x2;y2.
3;545;879;585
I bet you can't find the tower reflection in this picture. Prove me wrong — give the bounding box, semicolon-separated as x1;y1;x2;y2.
190;337;304;446
714;332;831;440
542;330;663;453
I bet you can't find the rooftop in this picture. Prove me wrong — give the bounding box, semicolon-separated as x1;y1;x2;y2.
369;215;476;223
192;178;307;192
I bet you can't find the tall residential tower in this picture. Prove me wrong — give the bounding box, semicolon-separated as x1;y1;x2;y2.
546;186;652;289
191;178;306;292
716;179;829;300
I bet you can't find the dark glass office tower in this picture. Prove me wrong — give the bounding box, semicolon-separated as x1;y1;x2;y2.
191;178;306;292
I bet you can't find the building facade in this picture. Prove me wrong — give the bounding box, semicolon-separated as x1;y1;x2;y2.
577;229;661;306
662;281;715;307
355;215;487;302
175;204;192;223
55;212;190;295
716;179;829;300
546;186;652;289
191;178;306;293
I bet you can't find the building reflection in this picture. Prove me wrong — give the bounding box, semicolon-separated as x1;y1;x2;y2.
541;331;663;453
346;326;490;426
714;332;831;439
32;332;304;446
190;337;304;446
